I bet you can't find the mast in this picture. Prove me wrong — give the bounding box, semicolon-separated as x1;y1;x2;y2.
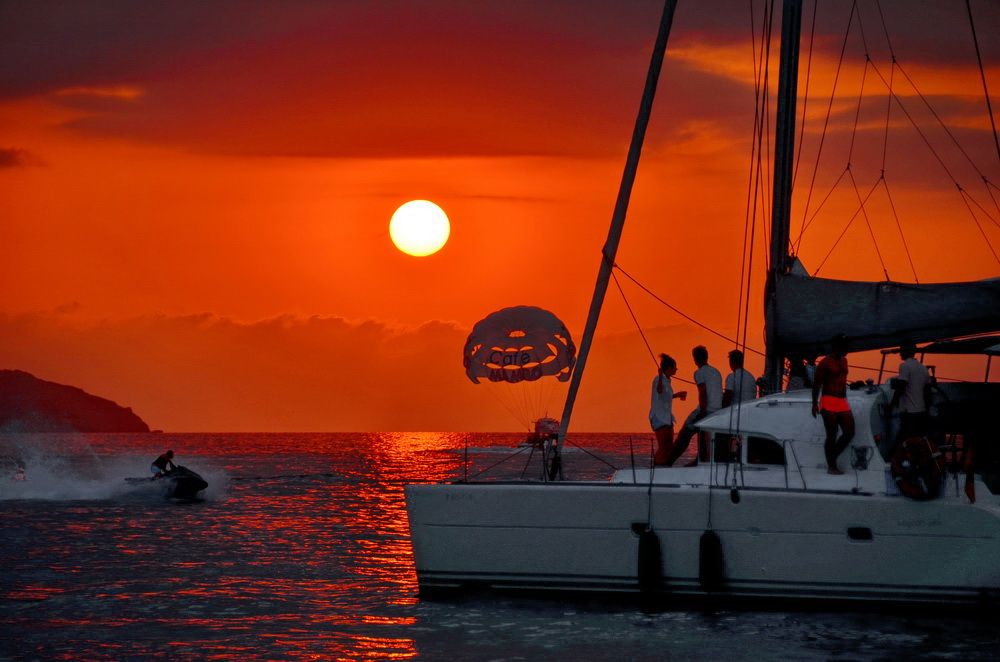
550;0;678;477
764;0;803;393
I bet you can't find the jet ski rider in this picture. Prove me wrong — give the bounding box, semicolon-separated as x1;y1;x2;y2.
151;450;176;478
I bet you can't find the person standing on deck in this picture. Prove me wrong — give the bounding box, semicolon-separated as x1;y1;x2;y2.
649;353;687;466
891;341;932;445
666;346;723;466
785;354;808;391
723;349;758;407
812;334;854;474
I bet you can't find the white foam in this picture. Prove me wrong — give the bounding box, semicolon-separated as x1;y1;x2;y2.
0;441;225;502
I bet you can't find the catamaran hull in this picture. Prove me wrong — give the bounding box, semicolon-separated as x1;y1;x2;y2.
404;481;1000;605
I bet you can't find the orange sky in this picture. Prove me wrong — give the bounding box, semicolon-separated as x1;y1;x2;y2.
2;1;998;432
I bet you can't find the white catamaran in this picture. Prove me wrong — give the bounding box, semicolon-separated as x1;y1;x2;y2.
404;0;1000;605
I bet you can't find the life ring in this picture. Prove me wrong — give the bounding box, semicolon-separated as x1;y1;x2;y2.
890;437;945;500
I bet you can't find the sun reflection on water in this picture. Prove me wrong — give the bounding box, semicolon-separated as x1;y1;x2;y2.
0;431;635;660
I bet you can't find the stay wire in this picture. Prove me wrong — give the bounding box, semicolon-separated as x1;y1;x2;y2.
869;59;1000;266
959;190;1000;266
793;0;858;254
797;1;998;275
847;166;892;281
613;264;765;359
728;0;772;428
880;175;920;283
966;0;1000;168
610;268;695;387
871;60;975;188
874;0;897;175
740;0;774;345
562;436;620;471
813;175;883;275
792;0;819;190
871;1;920;283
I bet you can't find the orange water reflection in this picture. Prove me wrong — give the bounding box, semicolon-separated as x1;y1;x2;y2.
1;431;632;660
0;432;476;660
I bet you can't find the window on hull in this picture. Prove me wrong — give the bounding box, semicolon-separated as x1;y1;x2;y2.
711;433;786;466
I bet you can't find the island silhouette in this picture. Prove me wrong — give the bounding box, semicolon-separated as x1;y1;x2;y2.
0;370;150;433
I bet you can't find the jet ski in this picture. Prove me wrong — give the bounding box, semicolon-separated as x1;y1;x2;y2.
126;466;208;500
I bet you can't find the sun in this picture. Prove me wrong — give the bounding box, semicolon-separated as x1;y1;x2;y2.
389;200;450;256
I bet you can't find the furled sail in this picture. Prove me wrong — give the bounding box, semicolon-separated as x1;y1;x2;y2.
769;273;1000;355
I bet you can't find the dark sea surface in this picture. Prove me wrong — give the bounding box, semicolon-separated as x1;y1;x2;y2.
1;432;997;661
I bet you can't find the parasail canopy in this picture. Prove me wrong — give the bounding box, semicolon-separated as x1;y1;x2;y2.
463;306;576;385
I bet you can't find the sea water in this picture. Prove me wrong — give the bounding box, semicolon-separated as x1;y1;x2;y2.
1;432;996;661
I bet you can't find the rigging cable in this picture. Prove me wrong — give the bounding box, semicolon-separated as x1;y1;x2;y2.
867;58;1000;266
844;45;893;281
872;1;919;282
610;268;695;387
613;264;765;358
792;0;859;254
966;0;1000;167
791;0;820;190
873;1;921;282
801;2;895;279
800;1;1000;273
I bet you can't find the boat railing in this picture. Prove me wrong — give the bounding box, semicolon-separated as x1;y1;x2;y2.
713;454;744;490
782;439;808;490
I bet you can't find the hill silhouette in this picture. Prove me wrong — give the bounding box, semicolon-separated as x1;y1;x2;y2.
0;370;151;433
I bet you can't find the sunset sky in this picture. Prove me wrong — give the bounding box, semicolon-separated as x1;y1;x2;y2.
2;1;998;433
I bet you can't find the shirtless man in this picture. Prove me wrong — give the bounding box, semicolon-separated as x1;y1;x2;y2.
811;334;854;474
150;450;176;478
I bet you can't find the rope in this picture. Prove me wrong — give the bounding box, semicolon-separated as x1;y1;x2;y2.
610;268;695;386
611;269;659;373
613;264;765;358
966;0;1000;167
562;436;620;471
792;0;819;189
813;174;881;275
467;446;533;480
794;0;858;252
879;176;919;283
847;166;891;281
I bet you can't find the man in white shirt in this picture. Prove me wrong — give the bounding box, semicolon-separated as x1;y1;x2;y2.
723;349;758;407
892;341;932;443
665;345;722;466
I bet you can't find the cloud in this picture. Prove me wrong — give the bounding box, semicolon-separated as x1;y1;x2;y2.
0;2;746;160
55;85;143;100
0;308;764;435
3;1;996;161
0;147;44;168
0;311;548;432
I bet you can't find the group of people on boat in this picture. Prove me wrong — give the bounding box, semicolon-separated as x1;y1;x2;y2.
650;335;932;473
649;345;758;467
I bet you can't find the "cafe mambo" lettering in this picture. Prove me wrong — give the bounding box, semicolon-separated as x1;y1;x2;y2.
488;366;543;383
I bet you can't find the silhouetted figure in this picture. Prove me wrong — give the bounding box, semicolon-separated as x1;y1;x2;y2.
723;349;758;406
151;450;176;478
812;335;854;474
667;346;722;466
786;354;808;391
649;353;687;466
891;341;932;445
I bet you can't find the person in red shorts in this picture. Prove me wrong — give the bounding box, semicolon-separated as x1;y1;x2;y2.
811;334;854;474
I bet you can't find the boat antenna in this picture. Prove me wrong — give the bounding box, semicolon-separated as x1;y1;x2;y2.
763;0;804;393
550;0;679;478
